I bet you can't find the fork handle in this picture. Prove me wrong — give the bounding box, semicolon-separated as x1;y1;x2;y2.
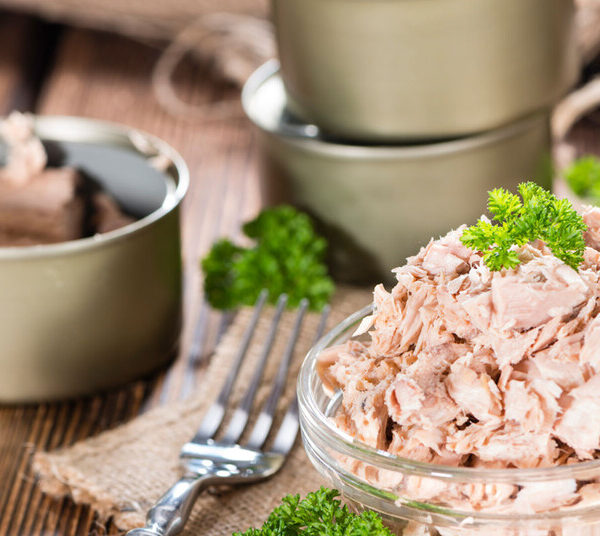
125;473;213;536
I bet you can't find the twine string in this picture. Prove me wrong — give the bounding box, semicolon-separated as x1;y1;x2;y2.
151;12;274;122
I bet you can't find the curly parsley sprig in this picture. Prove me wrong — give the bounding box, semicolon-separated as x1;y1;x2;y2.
202;206;334;311
460;182;587;271
234;487;392;536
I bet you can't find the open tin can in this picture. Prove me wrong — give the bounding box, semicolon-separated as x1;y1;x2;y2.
243;62;552;284
0;116;188;402
272;0;578;142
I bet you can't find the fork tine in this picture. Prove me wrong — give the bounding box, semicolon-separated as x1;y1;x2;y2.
244;298;309;449
191;290;268;442
269;396;300;455
311;304;331;347
251;303;330;452
219;294;288;444
271;305;330;455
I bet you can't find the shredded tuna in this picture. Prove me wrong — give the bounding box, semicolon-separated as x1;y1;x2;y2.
317;206;600;518
0;111;47;185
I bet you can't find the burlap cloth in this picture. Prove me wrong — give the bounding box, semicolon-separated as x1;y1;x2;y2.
32;287;372;534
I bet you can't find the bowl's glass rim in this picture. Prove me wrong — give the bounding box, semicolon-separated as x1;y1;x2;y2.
298;303;600;484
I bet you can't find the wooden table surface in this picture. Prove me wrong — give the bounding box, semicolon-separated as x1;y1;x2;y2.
0;11;597;536
0;12;259;536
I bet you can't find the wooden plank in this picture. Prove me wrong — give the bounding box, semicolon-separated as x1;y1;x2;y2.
0;12;61;112
568;116;600;158
0;22;77;536
563;57;600;160
0;25;260;535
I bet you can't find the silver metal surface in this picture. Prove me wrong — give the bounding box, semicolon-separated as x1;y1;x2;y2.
126;297;330;536
192;290;268;441
219;294;288;444
272;0;578;142
0;115;189;401
243;64;553;284
246;298;310;449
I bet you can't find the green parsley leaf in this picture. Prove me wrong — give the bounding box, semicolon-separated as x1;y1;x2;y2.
564;156;600;203
461;182;587;271
201;239;245;310
201;206;335;311
233;487;393;536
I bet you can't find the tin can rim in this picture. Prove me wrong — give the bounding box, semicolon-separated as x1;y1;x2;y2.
0;115;189;259
242;60;549;160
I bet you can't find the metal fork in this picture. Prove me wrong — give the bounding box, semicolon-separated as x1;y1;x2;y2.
127;291;330;536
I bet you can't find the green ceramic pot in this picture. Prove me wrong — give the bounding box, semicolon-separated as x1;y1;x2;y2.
272;0;578;142
0;116;188;402
243;62;552;284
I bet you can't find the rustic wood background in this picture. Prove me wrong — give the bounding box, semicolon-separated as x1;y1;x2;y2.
0;11;597;536
0;12;259;535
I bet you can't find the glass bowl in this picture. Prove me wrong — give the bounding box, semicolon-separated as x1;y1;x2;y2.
297;305;600;536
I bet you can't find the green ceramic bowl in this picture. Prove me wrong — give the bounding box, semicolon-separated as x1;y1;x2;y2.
272;0;578;142
0;116;188;402
243;62;552;284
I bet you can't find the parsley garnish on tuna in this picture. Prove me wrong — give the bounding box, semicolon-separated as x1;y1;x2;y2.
461;182;587;271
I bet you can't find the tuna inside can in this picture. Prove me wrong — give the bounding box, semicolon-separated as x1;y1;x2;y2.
0;116;188;401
